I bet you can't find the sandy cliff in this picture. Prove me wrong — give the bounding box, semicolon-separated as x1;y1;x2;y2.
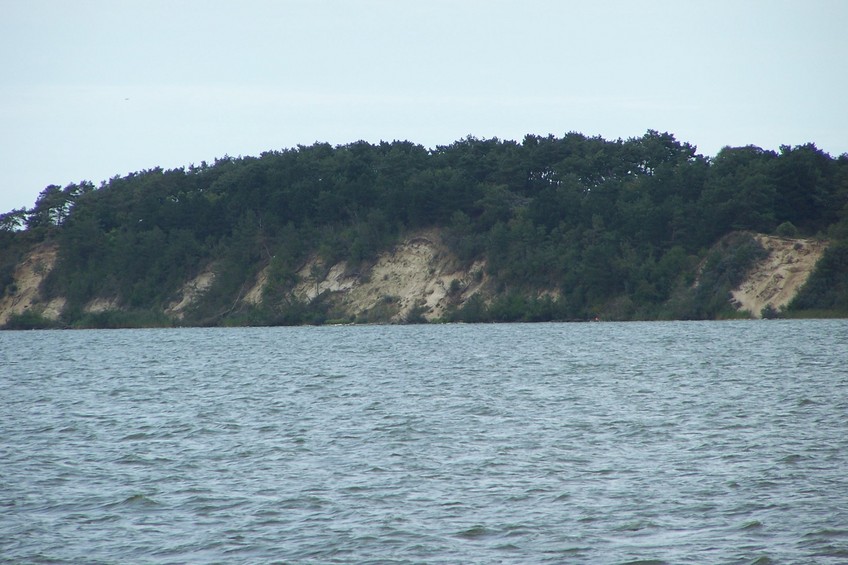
0;231;830;325
289;231;489;322
731;234;828;318
0;243;64;326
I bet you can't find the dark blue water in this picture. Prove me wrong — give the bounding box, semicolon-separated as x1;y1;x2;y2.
2;320;847;564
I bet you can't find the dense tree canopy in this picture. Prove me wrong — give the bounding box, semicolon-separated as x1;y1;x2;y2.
3;131;847;326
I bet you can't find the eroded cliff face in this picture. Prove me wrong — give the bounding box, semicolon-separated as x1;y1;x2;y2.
731;234;828;318
166;267;216;320
0;230;492;325
283;231;831;322
0;230;831;326
0;242;63;326
289;231;489;322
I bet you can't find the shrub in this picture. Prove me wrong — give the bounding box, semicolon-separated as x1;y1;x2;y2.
3;310;62;330
776;221;798;238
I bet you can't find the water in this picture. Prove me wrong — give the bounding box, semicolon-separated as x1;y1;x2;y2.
2;320;847;564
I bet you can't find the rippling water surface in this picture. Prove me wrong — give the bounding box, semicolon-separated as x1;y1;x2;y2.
2;320;848;564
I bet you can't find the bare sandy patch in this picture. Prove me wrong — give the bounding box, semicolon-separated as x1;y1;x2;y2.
732;235;828;317
166;266;215;319
85;297;120;313
0;243;60;325
292;231;489;322
243;265;270;305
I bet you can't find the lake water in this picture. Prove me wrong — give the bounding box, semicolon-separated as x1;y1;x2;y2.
1;320;847;564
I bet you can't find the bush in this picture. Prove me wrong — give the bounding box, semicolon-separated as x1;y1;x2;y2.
3;310;62;330
677;232;769;319
776;221;798;238
71;309;174;329
760;304;781;319
404;304;428;324
789;243;848;312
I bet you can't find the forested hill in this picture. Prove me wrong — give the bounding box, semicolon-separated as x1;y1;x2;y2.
2;131;848;328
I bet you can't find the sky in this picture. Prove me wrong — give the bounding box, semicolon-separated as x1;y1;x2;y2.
1;0;847;214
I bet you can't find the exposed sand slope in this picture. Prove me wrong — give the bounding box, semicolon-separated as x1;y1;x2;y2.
0;242;62;325
84;297;121;313
1;231;829;325
243;266;269;305
165;267;216;319
292;231;488;322
731;234;828;318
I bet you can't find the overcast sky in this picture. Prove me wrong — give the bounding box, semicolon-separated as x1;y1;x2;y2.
2;0;846;214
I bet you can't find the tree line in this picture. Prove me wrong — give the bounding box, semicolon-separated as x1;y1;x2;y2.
2;130;847;327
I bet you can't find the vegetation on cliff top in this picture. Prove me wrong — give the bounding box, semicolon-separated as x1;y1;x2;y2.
2;131;847;327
